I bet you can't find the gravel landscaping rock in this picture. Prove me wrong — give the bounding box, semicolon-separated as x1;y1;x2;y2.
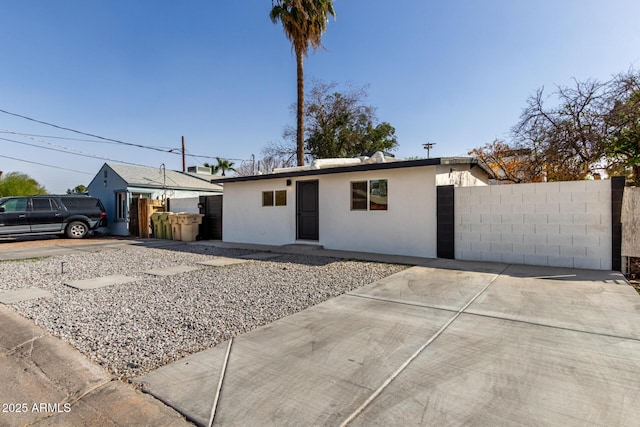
1;244;404;379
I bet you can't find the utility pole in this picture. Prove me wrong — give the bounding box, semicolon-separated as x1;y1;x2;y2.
422;142;436;159
181;136;186;172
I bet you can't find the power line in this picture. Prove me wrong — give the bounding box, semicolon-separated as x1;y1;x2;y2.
0;136;155;168
0;129;175;150
0;108;179;153
0;108;252;162
0;154;93;175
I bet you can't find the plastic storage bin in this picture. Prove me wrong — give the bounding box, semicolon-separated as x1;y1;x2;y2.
175;213;204;242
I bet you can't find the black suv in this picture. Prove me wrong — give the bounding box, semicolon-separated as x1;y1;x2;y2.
0;195;107;239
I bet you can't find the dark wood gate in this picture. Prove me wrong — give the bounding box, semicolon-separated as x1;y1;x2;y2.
129;197;151;238
199;195;223;240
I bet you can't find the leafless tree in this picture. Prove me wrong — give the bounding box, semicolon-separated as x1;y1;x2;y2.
511;78;614;181
234;152;297;176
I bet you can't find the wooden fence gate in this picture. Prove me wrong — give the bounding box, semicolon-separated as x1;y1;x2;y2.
129;197;151;238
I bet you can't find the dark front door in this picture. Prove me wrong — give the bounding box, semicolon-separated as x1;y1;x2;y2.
436;185;455;259
296;180;319;240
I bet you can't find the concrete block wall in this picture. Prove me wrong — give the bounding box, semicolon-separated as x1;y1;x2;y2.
455;180;612;270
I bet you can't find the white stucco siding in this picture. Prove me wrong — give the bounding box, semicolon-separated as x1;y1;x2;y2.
222;165;474;257
316;167;437;257
435;164;489;187
222;179;295;246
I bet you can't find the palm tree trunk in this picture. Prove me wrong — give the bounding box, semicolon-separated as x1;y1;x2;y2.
296;47;305;166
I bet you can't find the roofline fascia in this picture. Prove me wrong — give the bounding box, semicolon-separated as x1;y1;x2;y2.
211;157;488;184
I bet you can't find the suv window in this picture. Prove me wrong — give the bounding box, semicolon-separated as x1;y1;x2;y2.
61;198;103;210
31;198;59;212
1;198;28;212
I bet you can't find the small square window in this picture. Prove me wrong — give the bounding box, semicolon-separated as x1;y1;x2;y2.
262;191;274;207
351;181;367;210
275;190;287;206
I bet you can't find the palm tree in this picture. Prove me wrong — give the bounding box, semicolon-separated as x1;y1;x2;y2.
205;157;237;176
270;0;336;166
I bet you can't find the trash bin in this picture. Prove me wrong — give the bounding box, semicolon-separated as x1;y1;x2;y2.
176;213;204;242
159;212;172;240
168;213;181;241
151;212;164;239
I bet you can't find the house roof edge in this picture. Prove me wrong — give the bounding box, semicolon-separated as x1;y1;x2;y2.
211;157;488;184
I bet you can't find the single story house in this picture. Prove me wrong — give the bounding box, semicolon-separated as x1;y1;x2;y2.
211;154;490;258
88;163;223;236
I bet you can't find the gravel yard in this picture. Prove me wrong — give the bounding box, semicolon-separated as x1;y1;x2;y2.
1;244;404;379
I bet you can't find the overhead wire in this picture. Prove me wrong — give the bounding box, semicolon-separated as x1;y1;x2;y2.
0;109;252;162
0;129;175;150
0;108;179;153
0;154;93;175
0;136;157;168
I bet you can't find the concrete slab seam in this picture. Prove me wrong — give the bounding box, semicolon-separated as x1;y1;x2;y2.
340;264;511;426
463;310;640;343
208;337;233;427
345;293;459;314
141;388;198;425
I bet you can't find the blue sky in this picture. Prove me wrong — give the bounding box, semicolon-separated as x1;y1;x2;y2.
1;0;639;193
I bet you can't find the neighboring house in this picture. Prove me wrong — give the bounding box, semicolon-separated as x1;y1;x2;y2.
87;163;222;236
211;154;490;258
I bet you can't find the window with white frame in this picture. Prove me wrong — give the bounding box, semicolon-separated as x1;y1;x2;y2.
116;192;127;220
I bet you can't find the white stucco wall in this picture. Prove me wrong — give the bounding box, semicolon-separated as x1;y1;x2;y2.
223;179;295;246
317;167;438;257
168;197;201;214
455;180;612;270
435;164;489;187
223;166;442;258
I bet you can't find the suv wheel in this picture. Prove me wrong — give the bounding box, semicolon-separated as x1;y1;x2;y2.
66;221;88;239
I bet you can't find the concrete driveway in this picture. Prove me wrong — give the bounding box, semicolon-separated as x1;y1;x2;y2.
135;259;640;426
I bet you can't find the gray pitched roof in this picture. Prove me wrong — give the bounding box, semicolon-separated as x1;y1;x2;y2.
107;163;222;191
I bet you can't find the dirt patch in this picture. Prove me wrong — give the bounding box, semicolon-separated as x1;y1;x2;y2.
630;280;640;295
0;235;129;249
626;257;640;295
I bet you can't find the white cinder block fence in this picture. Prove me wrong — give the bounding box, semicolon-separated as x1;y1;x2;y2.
454;180;613;270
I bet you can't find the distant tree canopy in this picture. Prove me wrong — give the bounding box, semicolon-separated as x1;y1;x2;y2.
204;157;237;176
469;140;545;184
470;69;640;184
266;80;398;162
0;172;47;197
66;184;87;194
